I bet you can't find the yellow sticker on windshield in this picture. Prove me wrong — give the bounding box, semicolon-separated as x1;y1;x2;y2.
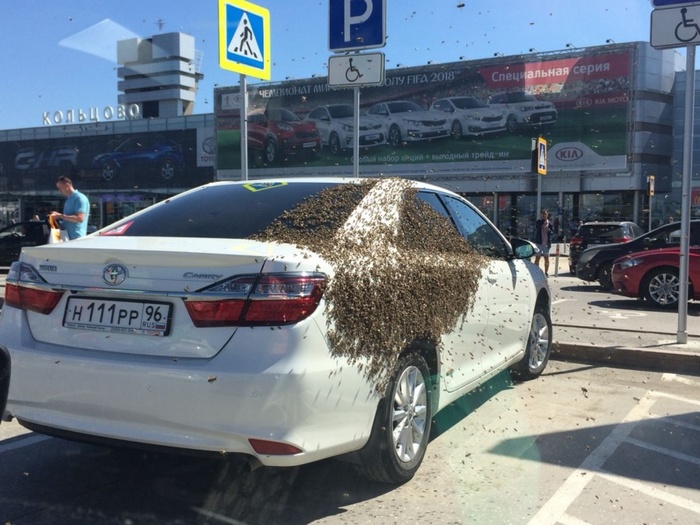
243;182;288;192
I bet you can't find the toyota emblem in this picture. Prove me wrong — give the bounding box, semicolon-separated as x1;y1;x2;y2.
103;264;128;286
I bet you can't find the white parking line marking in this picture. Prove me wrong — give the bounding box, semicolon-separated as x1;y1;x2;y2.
662;373;697;386
552;298;572;305
527;391;700;525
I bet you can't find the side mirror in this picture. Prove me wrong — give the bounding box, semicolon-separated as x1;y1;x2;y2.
510;237;536;259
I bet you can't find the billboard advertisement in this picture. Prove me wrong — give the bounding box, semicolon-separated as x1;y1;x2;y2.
0;128;215;193
215;48;632;180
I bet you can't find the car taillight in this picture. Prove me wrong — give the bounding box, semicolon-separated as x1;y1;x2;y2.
612;236;632;243
184;273;326;327
570;236;582;246
4;263;64;315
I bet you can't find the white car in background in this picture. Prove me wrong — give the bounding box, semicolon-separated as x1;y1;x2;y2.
429;96;506;139
0;177;551;485
488;91;558;133
305;104;386;155
366;101;451;147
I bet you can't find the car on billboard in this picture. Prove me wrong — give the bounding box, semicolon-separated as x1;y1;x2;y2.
488;91;558;133
305;104;386;155
428;96;506;139
247;108;320;165
366;100;451;148
92;136;184;182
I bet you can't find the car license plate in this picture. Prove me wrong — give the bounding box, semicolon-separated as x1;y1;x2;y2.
303;141;317;148
541;115;553;121
365;133;380;141
63;297;172;336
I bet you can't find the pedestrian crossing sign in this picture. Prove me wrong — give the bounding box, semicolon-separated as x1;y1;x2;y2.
219;0;271;80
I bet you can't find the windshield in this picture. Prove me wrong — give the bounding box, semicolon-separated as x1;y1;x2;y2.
327;105;354;118
451;97;488;109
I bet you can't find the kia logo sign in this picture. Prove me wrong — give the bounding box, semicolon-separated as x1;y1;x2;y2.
555;147;583;161
576;98;593;108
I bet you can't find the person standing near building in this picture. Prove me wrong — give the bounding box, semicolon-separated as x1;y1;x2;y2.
50;176;89;240
534;209;554;276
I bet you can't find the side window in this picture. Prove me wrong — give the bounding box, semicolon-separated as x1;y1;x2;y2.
441;195;509;258
417;191;451;220
691;223;700;246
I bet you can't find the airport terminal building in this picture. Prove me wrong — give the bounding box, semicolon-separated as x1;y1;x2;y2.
0;38;695;240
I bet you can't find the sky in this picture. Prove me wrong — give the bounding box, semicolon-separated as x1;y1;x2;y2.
0;0;659;130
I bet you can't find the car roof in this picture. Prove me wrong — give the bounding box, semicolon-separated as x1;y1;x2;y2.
206;177;461;197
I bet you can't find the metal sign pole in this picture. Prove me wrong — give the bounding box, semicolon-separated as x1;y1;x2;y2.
677;45;695;343
353;85;360;178
240;74;248;181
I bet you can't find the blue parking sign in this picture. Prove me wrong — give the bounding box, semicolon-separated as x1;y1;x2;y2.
329;0;386;52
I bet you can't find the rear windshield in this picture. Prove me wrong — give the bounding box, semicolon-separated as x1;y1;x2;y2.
578;225;627;239
103;182;342;238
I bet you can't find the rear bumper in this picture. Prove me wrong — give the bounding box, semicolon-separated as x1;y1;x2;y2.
1;306;378;467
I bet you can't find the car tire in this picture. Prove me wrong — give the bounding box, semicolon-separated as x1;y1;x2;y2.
451;120;463;140
506;114;518;133
101;161;118;182
388;125;402;148
356;351;432;485
264;138;279;165
642;267;684;308
510;304;552;380
160;159;177;180
597;262;613;290
329;132;342;155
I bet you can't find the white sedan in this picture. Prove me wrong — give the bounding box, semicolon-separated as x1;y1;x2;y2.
366;101;451;148
429;96;506;139
305;104;386;154
0;177;552;485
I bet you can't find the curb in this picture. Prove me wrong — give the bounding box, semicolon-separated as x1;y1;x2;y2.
552;341;700;376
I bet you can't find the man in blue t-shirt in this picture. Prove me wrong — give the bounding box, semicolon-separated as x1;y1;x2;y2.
50;176;90;240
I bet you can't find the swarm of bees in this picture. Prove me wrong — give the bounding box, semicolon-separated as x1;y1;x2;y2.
254;178;486;389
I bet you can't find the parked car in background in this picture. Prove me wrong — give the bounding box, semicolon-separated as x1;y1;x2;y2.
576;220;700;289
92;136;184;182
568;221;643;275
0;221;48;267
429;96;506;139
366;100;451;147
305;104;386;154
488;91;558;133
611;246;700;308
0;177;551;485
247;108;320;165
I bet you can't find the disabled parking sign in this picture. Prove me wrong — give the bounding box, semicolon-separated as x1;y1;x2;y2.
218;0;270;79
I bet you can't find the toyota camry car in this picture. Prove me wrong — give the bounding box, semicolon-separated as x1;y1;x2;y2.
0;177;551;485
305;104;386;154
429;96;506;139
611;246;700;308
366;101;451;147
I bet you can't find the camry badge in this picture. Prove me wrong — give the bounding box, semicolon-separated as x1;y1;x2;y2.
103;264;128;286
